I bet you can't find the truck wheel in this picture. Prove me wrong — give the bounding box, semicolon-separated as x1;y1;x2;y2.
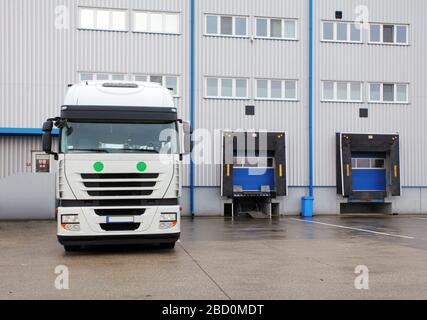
160;242;176;249
64;245;81;252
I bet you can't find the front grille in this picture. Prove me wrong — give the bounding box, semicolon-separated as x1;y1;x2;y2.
80;172;160;198
94;209;146;216
81;173;159;179
83;181;156;188
87;190;153;197
100;223;140;231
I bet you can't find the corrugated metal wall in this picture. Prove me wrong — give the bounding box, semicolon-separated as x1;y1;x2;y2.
0;136;58;178
314;0;427;187
0;136;40;178
0;0;190;184
0;0;189;126
1;0;427;190
195;0;309;187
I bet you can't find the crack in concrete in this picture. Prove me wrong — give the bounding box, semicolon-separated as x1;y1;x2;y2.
178;242;232;300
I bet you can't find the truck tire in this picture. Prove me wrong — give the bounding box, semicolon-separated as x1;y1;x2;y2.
160;242;176;249
64;245;81;252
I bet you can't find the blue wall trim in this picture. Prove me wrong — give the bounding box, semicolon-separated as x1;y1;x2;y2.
308;0;314;198
183;186;427;189
0;127;59;136
189;0;196;217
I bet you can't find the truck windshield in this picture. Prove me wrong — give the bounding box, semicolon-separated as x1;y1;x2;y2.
61;122;178;154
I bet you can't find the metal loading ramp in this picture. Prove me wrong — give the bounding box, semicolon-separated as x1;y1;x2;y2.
336;133;401;214
221;131;287;218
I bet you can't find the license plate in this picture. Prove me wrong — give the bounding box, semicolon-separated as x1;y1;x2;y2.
105;216;135;224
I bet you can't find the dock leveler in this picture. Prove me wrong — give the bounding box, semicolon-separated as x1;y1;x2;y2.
336;133;401;214
221;131;287;218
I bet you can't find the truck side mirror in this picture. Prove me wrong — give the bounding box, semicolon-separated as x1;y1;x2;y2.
182;120;192;155
42;121;58;160
42;130;52;154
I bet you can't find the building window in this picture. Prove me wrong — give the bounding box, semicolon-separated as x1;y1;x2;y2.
221;16;233;35
255;18;297;40
79;73;127;81
323;22;334;40
255;79;297;100
207;79;218;97
322;81;363;102
205;15;248;37
352;158;385;169
79;7;127;31
322;21;362;43
369;83;408;103
205;78;248;99
133;11;180;34
369;24;408;45
235;17;247;36
133;75;180;96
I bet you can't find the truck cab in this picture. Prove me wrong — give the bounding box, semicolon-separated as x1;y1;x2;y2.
42;81;191;251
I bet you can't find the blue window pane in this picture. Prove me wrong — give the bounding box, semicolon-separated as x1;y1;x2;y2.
206;15;217;34
236;79;247;97
235;17;247;36
323;22;334;40
257;80;268;98
221;79;233;97
256;19;267;37
396;26;407;44
207;79;218;96
370;25;380;42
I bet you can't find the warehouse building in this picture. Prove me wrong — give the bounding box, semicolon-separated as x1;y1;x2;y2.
1;0;426;218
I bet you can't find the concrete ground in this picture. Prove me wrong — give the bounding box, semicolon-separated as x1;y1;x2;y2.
1;215;427;300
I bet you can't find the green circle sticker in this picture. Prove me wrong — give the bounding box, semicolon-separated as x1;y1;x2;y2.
137;162;147;172
93;162;104;172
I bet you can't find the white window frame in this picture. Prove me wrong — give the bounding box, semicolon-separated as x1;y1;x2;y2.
368;83;409;104
204;77;249;99
78;7;128;32
369;23;409;45
255;79;298;101
204;14;249;38
254;17;297;40
132;10;180;34
321;21;363;43
79;72;128;81
352;158;386;170
321;81;363;102
132;74;180;97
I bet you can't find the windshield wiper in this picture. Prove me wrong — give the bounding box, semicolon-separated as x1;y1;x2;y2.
69;148;110;153
121;148;159;153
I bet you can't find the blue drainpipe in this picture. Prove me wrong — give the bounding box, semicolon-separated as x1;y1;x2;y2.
302;0;315;217
308;0;314;198
189;0;196;217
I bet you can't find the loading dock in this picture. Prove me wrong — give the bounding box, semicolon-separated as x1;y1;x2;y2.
336;133;400;214
221;131;287;218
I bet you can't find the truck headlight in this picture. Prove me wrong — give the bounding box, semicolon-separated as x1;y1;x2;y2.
61;214;80;231
159;213;177;229
61;215;80;224
64;224;81;232
160;213;177;222
159;222;176;229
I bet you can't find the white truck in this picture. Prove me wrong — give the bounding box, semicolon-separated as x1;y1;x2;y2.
42;81;191;251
